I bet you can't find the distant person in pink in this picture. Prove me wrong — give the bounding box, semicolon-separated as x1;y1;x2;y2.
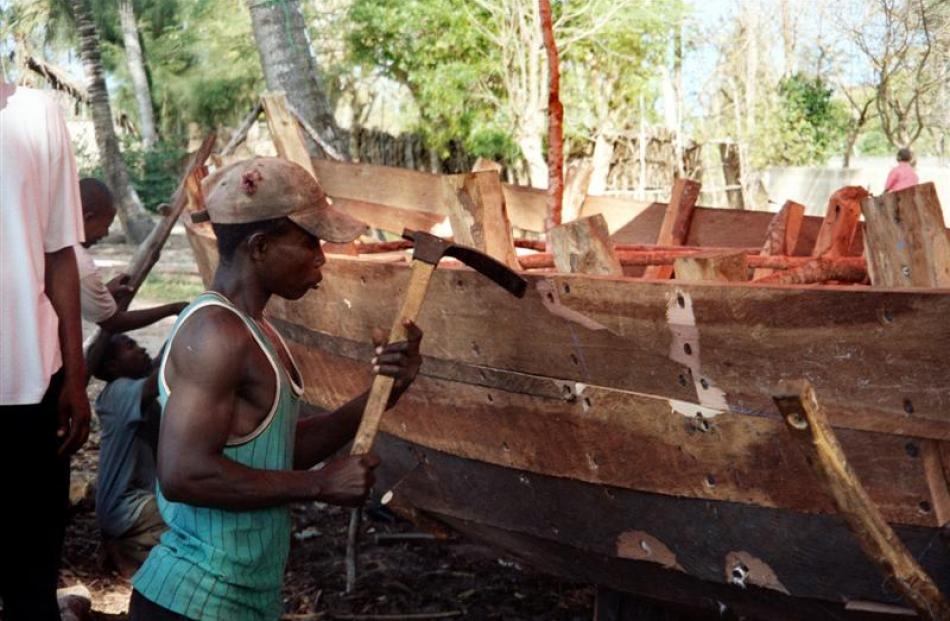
884;147;919;193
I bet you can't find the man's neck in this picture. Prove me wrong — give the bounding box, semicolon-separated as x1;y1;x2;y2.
210;262;270;320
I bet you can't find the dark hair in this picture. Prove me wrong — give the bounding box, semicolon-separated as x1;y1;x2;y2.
212;217;293;263
79;178;115;217
92;334;127;382
897;148;913;162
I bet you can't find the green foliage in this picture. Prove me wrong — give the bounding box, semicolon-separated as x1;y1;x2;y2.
766;74;847;166
78;136;186;212
347;0;506;162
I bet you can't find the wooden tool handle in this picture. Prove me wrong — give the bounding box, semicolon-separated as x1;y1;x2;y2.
350;260;437;455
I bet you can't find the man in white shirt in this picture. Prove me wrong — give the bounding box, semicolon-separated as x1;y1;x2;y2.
77;178;186;335
0;83;92;620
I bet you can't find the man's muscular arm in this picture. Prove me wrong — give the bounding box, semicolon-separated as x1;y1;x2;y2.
158;308;375;510
293;320;423;469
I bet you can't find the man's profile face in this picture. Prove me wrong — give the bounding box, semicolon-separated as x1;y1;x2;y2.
106;335;153;379
82;206;117;247
256;223;326;301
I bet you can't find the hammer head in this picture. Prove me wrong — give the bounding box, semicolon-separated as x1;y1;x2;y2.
402;229;527;298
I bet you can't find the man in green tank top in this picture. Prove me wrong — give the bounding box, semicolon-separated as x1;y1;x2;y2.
130;158;423;620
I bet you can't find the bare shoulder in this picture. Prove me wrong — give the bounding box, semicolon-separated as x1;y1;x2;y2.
167;305;253;386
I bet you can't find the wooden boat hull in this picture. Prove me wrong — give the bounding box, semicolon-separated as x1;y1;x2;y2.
184;223;950;617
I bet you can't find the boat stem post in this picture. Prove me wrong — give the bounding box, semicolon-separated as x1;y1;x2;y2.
773;379;950;620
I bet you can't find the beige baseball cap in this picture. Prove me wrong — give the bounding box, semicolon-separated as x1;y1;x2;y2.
192;157;367;243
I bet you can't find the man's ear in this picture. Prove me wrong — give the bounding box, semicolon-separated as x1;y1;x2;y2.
246;231;270;261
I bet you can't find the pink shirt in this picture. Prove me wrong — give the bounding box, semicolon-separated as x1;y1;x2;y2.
0;85;84;404
884;162;918;193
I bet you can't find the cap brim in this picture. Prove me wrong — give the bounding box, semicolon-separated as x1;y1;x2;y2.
289;205;368;244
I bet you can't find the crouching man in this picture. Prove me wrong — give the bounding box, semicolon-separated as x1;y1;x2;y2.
93;334;165;577
130;158;423;620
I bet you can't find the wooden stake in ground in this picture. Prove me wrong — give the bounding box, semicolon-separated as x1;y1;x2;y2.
773;381;950;620
538;0;563;230
644;178;701;280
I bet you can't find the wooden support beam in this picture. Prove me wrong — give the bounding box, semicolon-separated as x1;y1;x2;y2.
547;214;622;275
860;182;950;288
813;186;869;258
261;91;314;175
773;380;950;621
220;100;263;157
85;134;216;378
562;160;594;224
753;257;867;285
674;251;749;282
754;200;805;279
643;179;701;279
441;171;520;270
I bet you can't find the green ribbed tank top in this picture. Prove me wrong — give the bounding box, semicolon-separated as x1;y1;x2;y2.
133;291;304;620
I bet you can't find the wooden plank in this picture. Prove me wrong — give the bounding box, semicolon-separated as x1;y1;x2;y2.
471;157;502;173
441;171;519;270
611;205;841;257
261;91;314;175
331;197;446;236
562;160;593;224
861;182;950;288
674;251;748;282
773;381;950;620
579;195;653;234
754;201;805;279
812;186;870;258
548;214;622;276
372;435;949;607
256;255;950;440
643;179;702;279
310;159;548;233
278;334;939;527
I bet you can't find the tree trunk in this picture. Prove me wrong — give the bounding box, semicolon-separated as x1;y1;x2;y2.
71;0;153;244
247;0;350;159
517;128;548;190
588;129;614;196
119;0;157;150
538;0;563;229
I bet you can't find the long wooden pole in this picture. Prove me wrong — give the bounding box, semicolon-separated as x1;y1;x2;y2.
84;134;216;380
539;0;564;230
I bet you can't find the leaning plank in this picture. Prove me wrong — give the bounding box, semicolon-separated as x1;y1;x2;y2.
441;171;519;270
548;214;622;276
861;182;950;288
329;198;446;236
773;381;950;620
643;179;702;279
220;100;263;157
754;201;805;279
85;134;216;378
261;91;314;175
812;186;870;258
562;160;594;224
674;251;748;282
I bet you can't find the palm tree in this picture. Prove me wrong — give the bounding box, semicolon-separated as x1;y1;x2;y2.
247;0;350;158
118;0;158;150
70;0;153;243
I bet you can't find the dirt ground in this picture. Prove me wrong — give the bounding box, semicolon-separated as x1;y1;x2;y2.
61;229;595;620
